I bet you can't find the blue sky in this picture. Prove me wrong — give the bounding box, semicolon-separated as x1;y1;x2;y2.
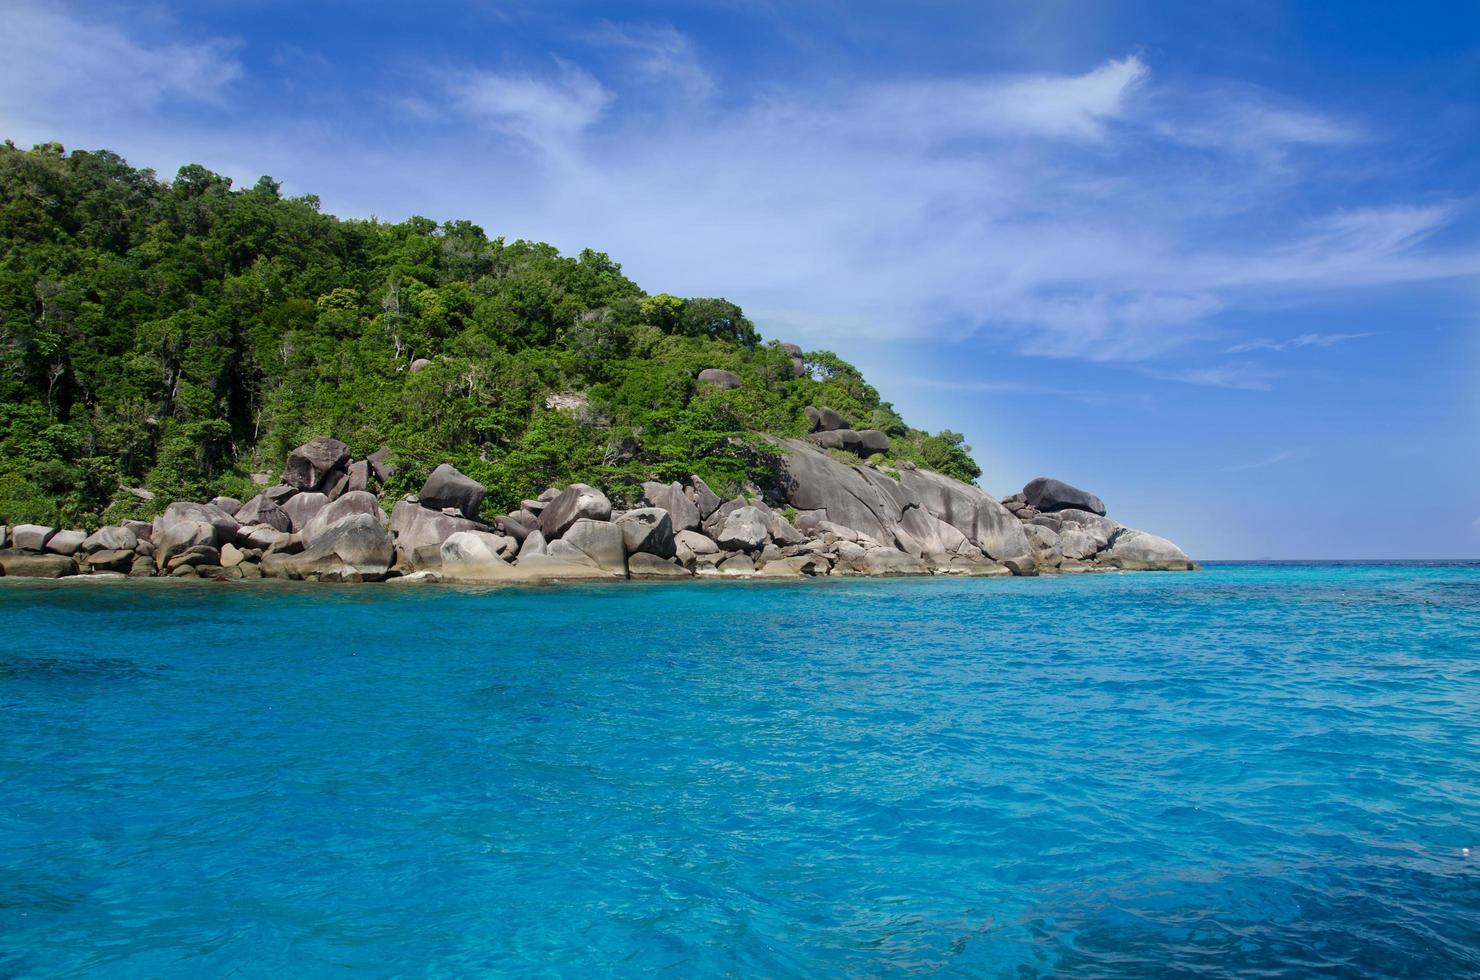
3;1;1477;558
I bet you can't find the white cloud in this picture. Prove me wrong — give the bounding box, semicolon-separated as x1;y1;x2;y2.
448;60;612;155
1225;332;1374;354
1213;449;1302;472
1142;361;1280;391
588;23;714;100
0;1;240;139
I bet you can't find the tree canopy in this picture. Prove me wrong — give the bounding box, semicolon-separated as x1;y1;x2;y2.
0;142;981;528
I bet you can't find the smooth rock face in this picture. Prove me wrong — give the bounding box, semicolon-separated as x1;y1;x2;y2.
84;549;135;573
815;407;848;432
283;437;350;491
368;446;395;482
300;491;385;548
45;529;86;556
208;496;243;516
856;429;890;455
281;492;329;532
418;464;486;520
11;525;57;552
697;368;741;390
160;502;239;541
346;460;370;493
263;513;394;582
1022;477;1107;516
674;530;719;556
641;481;700;533
389;498;484;564
235;494;292;532
716;507;769;552
0;553;76;577
1023;524;1063;567
82;526;138;554
558;519;628;575
155;520;217;568
689;475;722;520
1099;529;1192;570
616;508;676;559
627;553;692;579
538;484;612;539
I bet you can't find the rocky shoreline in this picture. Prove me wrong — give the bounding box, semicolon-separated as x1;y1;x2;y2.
0;417;1194;584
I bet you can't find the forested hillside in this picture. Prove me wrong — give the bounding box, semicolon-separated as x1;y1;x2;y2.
0;142;979;528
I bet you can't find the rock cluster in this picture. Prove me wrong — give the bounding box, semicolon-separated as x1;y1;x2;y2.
803;406;890;458
0;437;1193;583
1000;478;1193;571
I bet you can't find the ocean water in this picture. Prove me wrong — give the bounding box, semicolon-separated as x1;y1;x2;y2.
1;564;1477;978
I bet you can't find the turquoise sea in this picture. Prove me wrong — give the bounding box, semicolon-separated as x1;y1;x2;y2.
2;563;1477;977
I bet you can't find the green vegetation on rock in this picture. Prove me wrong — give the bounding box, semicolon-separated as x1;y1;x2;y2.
0;142;980;528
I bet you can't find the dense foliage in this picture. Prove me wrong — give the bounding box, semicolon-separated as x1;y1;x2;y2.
0;143;980;528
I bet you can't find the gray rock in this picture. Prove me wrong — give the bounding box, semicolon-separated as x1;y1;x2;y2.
1098;529;1193;570
368;446;396;483
1022;477;1107;516
714;554;755;576
492;514;534;543
419;463;486;520
538;484;612;539
156;520;217;568
283;437;350;491
0;553;76;577
45;529;86;556
755;554;828;577
263;484;297;504
804;406;823;431
1022;524;1062;568
234;494;292;532
160;501;239;542
208;496;243;516
616;508;676;559
688;475;722;520
715;506;770;552
261;513;395;582
440;531;513;569
219;543;246;568
82;525;138;554
1055;509;1119;550
409;357;431;373
789;356;806;378
11;524;56;552
346;459;370;493
558;519;628;575
641;481;700;532
388;498;485;566
301;491;385;548
238;525;291;552
84;549;136;573
815;406;849;431
752;500;804;546
122;519;154;542
280;492;329;532
129;555;156;577
697;368;741;390
674;529;719;555
627;553;692;579
856;429;890;455
321;469;350;502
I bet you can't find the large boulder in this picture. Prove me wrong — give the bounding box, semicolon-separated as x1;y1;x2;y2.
697;368;741;390
0;552;77;577
553;519;627;575
418;464;486;520
856;429;890;455
627;553;692;579
715;506;769;552
208;496;243;517
156;519;217;568
388;497;485;565
82;526;138;554
641;481;700;532
280;492;329;532
234;494;292;533
438;531;519;581
301;491;386;548
688;475;722;520
10;524;55;552
84;549;136;573
675;529;719;555
538;484;612;539
45;529;85;556
1098;529;1193;570
159;501;239;542
1022;477;1107;516
895;465;1034;567
1023;524;1063;568
345;460;370;494
282;437;350;491
261;513;394;582
367;446;396;483
815;406;849;432
615;508;676;559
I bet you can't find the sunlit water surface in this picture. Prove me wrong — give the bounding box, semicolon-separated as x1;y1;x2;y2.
2;563;1477;977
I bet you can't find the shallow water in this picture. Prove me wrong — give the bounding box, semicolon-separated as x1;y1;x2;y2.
2;564;1477;977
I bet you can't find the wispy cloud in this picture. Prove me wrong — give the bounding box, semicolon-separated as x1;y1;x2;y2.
448;60;612;154
1142;361;1280;391
1225;331;1373;353
587;23;715;100
1213;449;1303;472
